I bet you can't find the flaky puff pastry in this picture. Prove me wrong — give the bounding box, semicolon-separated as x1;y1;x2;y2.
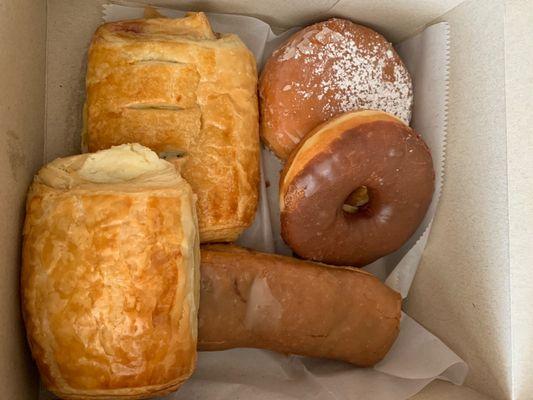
84;12;260;243
21;144;200;399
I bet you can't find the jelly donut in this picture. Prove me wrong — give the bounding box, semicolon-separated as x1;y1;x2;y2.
260;18;413;159
279;110;434;267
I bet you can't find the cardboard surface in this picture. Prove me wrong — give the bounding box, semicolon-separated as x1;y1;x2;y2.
411;380;492;400
505;1;533;399
95;0;339;33
324;0;465;41
105;0;465;41
0;0;46;398
405;1;512;399
44;0;107;161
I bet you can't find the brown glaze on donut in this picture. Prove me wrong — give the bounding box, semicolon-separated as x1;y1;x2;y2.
260;18;413;160
280;110;434;267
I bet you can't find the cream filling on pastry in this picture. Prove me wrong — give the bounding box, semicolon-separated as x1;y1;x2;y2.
78;143;168;183
36;143;183;190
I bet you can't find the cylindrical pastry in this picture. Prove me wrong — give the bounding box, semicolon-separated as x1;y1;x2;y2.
198;245;401;367
84;12;260;243
260;18;413;159
280;110;435;267
21;144;200;399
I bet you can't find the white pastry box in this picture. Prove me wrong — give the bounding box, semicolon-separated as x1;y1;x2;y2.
0;0;531;399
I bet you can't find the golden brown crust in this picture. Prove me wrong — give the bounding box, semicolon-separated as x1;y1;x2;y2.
260;18;413;159
21;145;200;399
85;13;260;242
279;110;435;267
198;244;401;367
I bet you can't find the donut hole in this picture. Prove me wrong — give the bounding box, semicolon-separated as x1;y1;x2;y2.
342;186;370;215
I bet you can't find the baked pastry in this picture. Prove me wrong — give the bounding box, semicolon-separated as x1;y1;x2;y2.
260;18;413;159
198;244;401;366
280;110;434;267
21;144;199;399
84;12;260;242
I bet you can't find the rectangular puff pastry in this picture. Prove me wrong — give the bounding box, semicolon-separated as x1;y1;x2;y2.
21;144;200;400
84;12;260;243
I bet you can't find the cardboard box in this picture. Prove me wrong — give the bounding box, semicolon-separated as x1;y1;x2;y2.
0;0;531;399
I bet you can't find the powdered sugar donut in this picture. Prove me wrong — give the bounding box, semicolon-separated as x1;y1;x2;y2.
260;18;413;159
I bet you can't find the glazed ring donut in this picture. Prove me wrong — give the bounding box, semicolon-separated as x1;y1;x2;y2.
279;110;434;267
260;18;413;159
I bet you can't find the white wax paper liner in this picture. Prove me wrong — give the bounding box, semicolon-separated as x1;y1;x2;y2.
384;23;450;297
40;5;470;400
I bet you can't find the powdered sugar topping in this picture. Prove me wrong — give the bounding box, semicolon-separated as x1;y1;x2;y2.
277;21;412;123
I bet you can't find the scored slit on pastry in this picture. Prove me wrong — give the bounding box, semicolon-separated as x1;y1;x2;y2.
136;58;186;64
126;104;186;110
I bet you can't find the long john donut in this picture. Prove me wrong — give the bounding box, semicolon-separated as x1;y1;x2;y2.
198;245;401;367
280;110;435;267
